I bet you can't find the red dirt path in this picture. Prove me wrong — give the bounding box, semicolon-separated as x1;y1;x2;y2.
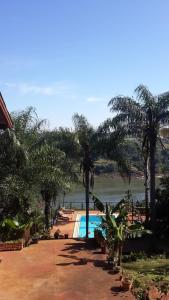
0;239;135;300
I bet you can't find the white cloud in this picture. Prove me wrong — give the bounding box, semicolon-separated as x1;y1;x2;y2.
87;96;105;103
3;81;73;97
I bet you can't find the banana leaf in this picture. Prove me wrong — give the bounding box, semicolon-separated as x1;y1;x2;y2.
89;192;105;212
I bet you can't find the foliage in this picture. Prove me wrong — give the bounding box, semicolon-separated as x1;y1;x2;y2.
90;192;149;267
35;127;81;162
0;129;27;180
122;252;147;263
29;210;45;234
0;107;79;234
155;176;169;237
94;159;115;175
108;84;169;228
11;106;46;150
0;128;33;223
0;173;40;223
96;119;131;179
31;143;77;229
72;113;96;188
2;101;169;240
32;233;40;239
124;256;169;299
73;113;96;238
10;107;78;230
0;218;28;242
0;108;47;226
90;192;105;212
41;230;51;240
94;142;169;176
72;113;96;152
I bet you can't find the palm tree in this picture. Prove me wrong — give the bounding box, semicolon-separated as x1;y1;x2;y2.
0;129;29;220
72;113;95;238
11;106;46;151
12;107;78;230
73;113;130;238
142;138;150;223
81;143;94;238
108;84;169;229
31;144;76;230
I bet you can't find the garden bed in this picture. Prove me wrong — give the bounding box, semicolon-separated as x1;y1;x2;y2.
123;255;169;299
0;240;23;251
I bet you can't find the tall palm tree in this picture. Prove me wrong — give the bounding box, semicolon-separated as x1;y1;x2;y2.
142;138;150;223
73;113;130;237
11;107;78;229
81;143;94;238
31;144;76;230
108;84;169;229
72;113;95;238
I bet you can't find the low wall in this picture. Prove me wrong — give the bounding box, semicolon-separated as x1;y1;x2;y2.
0;240;23;251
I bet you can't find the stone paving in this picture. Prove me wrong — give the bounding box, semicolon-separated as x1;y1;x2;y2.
0;238;135;300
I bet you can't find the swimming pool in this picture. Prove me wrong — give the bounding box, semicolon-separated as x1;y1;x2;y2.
77;215;102;238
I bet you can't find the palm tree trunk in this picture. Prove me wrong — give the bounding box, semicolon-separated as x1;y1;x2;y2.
149;142;156;230
85;149;90;238
44;195;51;230
144;157;149;223
45;200;51;230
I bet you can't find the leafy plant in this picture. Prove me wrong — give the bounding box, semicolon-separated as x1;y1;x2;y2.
0;218;28;242
90;192;151;268
122;252;147;263
32;233;40;239
41;230;51;240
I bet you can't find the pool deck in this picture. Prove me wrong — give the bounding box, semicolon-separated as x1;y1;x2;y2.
51;210;102;238
0;211;136;300
51;210;145;238
0;238;135;300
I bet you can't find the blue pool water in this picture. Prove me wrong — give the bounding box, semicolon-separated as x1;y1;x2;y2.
78;215;102;238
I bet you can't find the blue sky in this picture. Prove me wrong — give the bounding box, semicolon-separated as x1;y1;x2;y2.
0;0;169;128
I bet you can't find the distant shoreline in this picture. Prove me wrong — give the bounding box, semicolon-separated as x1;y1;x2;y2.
94;172;165;180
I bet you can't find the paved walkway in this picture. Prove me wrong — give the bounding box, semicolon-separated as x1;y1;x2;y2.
0;238;135;300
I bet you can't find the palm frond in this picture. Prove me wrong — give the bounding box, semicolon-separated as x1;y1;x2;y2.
135;84;153;105
108;145;131;181
89;192;105;212
108;96;141;116
111;114;128;127
157;92;169;111
157;111;169;125
157;136;166;149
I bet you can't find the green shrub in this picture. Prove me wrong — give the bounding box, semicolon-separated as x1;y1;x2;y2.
0;218;27;242
122;252;147;263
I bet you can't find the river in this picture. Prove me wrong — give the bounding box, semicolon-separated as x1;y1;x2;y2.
61;176;160;209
